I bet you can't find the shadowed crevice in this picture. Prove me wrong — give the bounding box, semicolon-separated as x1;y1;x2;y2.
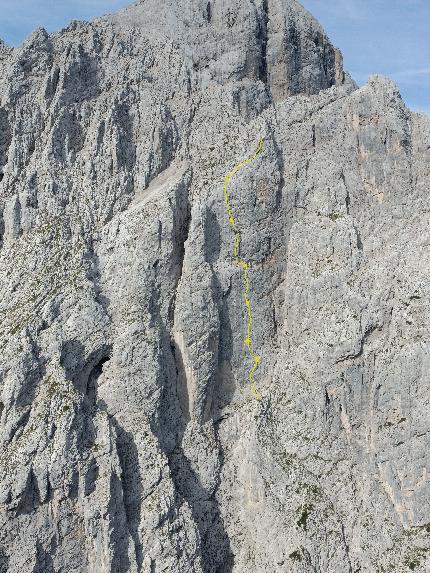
0;108;11;174
167;423;234;573
16;467;41;516
115;422;144;570
149;275;234;571
258;0;269;86
0;546;8;573
108;473;132;573
32;543;55;573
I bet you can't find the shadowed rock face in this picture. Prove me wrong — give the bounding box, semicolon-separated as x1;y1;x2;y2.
108;0;346;101
0;1;429;572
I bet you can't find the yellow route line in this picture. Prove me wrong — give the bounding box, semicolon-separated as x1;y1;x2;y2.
223;138;264;401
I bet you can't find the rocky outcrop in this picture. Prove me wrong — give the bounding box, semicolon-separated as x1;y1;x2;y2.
0;1;429;572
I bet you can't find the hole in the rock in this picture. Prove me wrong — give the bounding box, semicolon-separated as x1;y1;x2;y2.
86;354;110;404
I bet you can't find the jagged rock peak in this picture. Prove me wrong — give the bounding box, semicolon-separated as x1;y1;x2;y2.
106;0;348;99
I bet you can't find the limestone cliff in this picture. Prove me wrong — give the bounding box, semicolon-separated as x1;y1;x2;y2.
0;1;429;572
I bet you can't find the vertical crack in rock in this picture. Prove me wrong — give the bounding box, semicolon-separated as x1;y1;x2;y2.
171;332;191;422
287;21;302;96
5;408;31;445
167;427;234;573
15;467;41;516
86;354;110;407
107;472;133;573
203;207;235;410
0;203;4;249
85;238;112;321
341;523;353;573
111;417;143;571
154;178;233;570
146;107;180;190
258;0;269;87
112;97;137;174
0;547;9;573
33;542;55;573
268;120;286;210
81;351;112;449
168;181;192;421
0;109;11;181
44;65;60;104
205;2;212;24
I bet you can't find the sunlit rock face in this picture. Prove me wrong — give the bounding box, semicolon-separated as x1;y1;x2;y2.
0;1;429;572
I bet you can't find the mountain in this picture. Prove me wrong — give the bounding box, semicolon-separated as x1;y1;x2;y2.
0;1;429;571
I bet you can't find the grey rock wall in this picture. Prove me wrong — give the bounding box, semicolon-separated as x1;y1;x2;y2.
0;1;429;572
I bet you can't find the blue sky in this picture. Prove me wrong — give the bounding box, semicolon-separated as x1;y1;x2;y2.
301;0;430;115
0;0;428;115
0;0;131;45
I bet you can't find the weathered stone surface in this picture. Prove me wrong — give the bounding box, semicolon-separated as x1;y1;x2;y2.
0;1;429;572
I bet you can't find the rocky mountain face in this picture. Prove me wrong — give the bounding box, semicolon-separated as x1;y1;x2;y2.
0;0;429;571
